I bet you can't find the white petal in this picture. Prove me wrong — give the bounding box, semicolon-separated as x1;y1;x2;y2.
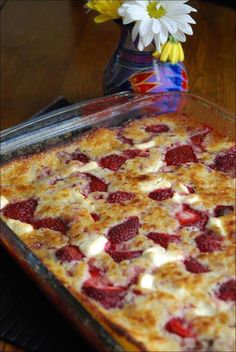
142;23;154;47
172;29;186;42
122;16;134;25
154;33;161;52
181;22;193;35
173;13;196;25
118;7;128;17
136;0;148;8
161;16;178;34
132;21;140;41
139;19;152;36
159;25;169;44
126;5;148;20
152;19;161;34
138;38;144;51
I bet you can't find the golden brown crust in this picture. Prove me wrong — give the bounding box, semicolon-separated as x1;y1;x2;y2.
1;113;235;352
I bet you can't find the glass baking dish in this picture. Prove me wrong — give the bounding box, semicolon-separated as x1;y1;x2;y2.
0;92;235;352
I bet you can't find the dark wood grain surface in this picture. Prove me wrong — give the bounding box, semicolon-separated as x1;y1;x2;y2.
1;0;235;131
0;1;235;351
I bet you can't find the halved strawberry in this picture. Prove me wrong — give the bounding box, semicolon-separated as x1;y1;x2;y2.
176;206;208;230
99;154;126;172
2;199;38;222
86;173;107;193
165;318;195;338
31;217;68;234
122;149;149;159
107;216;140;244
107;250;143;263
82;266;127;308
145;124;170;133
165;145;198;166
195;231;223;253
147;233;180;249
210;148;236;175
107;191;135;204
71;151;89;163
55;245;84;262
149;188;173;201
214;205;234;218
217;279;236;301
184;257;209;274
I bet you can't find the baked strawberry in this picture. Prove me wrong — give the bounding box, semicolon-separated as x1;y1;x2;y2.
2;199;38;222
107;216;140;244
82;266;127;308
187;186;195;194
217;279;236;301
99;154;126;172
165;145;198;166
184;257;209;274
214;205;234;217
107;250;143;263
165;318;195;338
145;124;170;133
117;130;133;145
31;217;68;234
195;231;223;253
191;128;210;147
176;206;208;230
147;233;180;249
91;213;100;222
56;245;84;262
210;148;236;175
107;191;135;204
122;149;149;159
149;188;173;201
71;151;89;163
86;173;107;193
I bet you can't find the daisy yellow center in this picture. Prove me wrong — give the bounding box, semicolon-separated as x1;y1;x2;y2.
147;1;166;19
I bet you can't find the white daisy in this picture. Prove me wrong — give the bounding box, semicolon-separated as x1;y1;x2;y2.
118;1;197;51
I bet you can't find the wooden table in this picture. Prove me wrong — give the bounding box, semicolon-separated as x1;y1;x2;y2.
0;1;235;351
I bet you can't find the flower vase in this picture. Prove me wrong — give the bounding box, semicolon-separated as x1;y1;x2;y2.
104;25;188;95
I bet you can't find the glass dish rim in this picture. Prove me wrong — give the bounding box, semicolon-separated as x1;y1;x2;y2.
1;91;234;140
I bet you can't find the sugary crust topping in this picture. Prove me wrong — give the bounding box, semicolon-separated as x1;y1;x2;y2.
1;113;235;352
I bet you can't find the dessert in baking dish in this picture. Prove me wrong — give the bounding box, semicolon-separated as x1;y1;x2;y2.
1;113;235;351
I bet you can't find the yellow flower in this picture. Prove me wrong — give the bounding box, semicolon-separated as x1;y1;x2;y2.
152;50;161;58
87;0;123;23
160;41;185;64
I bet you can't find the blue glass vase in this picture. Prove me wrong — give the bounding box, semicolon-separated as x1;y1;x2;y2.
104;25;188;95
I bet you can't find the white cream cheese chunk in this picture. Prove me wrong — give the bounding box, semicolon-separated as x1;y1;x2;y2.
76;161;98;172
172;193;200;205
0;195;9;210
142;159;164;173
79;235;108;257
206;217;227;236
66;161;98;176
139;178;172;192
173;183;190;194
143;246;183;268
6;219;34;236
193;302;215;317
135;140;156;150
138;273;154;290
